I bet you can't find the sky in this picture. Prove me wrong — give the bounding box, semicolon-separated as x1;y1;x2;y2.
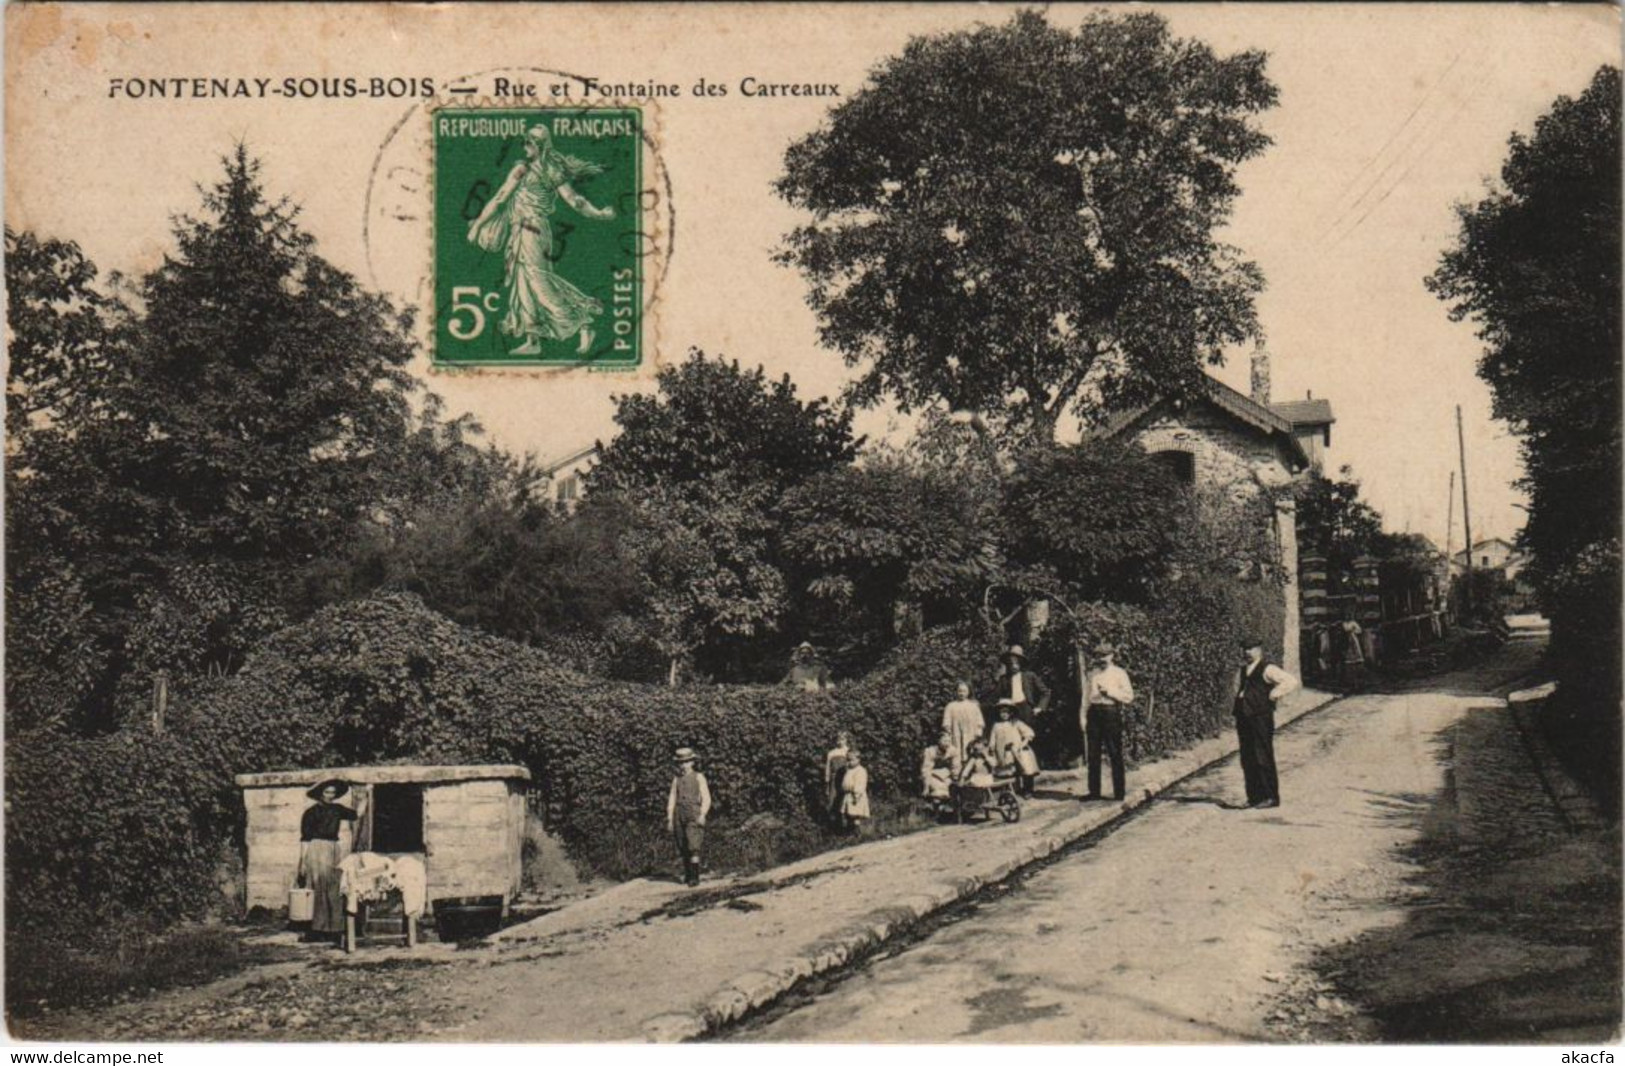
6;2;1620;553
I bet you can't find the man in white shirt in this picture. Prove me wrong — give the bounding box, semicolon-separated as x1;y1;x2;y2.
1083;642;1134;801
1234;637;1300;809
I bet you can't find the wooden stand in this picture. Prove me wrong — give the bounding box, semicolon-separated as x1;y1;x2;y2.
343;900;418;953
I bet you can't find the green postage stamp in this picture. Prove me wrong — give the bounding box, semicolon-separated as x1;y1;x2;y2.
433;108;643;368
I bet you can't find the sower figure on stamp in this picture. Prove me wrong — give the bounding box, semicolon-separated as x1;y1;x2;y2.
467;124;616;356
666;747;711;886
990;645;1049;763
1234;637;1300;809
1083;642;1134;801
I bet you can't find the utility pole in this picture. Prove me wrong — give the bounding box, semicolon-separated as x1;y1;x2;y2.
1444;469;1456;570
1444;470;1456;622
1456;405;1475;615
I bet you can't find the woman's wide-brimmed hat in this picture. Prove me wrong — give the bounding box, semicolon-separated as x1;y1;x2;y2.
306;778;350;801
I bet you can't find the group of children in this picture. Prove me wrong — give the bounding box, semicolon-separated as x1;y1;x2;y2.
822;733;870;831
664;683;1038;887
920;696;1040;803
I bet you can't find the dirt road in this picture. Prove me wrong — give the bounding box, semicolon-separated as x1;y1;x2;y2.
738;643;1619;1042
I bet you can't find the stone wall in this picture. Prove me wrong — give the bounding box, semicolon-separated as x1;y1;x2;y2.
1124;399;1302;672
1131;408;1296;500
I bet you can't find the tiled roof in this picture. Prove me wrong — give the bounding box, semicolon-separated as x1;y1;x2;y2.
1093;375;1309;468
1270;399;1335;426
1205;377;1296;435
541;443;600;476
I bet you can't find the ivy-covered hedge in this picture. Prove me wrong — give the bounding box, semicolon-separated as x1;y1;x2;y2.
1023;574;1286;764
7;583;1281;935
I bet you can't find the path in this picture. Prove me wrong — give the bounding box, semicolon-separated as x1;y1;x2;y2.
26;643;1601;1044
739;641;1615;1042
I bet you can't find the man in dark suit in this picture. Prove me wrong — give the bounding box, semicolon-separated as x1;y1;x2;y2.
991;644;1050;730
1234;636;1300;809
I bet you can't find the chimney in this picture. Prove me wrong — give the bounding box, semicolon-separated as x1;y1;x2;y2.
1250;339;1271;406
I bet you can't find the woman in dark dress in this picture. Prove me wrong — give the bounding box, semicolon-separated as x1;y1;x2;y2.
299;779;357;943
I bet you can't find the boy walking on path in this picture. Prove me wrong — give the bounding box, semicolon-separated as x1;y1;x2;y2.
1234;638;1300;809
1083;642;1134;801
666;747;711;886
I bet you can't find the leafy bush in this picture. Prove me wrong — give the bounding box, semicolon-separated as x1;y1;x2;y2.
1538;538;1622;817
1023;573;1284;766
7;575;1285;940
6;595;1001;937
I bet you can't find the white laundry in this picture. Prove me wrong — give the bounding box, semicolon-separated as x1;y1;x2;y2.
337;851;428;919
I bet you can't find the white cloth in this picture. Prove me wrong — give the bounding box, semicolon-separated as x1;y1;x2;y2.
940;699;985;764
989;720;1038;776
1010;673;1026;704
337;851;428;919
840;765;870;819
1085;664;1135;706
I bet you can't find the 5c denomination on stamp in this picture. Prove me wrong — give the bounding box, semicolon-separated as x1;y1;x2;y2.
433;106;644;368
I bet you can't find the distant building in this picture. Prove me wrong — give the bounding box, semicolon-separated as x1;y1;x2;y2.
539;443;599;512
1270;396;1335;471
1451;537;1525;580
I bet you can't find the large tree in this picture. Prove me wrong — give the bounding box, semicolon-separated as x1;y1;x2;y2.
778;454;1004;653
587;347;859;494
1428;66;1621;585
776;10;1277;441
1428;66;1621;804
3;230;121;447
584;349;858;682
1294;465;1385;593
4;148;478;727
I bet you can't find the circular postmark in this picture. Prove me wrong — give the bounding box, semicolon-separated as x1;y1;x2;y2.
364;66;674;375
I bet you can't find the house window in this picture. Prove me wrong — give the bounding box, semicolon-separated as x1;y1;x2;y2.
1149;449;1195;485
555;474;579;504
1481;555;1489;567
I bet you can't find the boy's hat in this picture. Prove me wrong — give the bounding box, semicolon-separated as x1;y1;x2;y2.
1093;641;1116;656
673;747;697;763
1240;636;1263;650
1004;645;1025;660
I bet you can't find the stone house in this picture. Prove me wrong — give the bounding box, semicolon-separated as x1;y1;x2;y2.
1094;346;1334;674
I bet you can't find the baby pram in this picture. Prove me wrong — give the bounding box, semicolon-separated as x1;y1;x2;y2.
926;768;1022;824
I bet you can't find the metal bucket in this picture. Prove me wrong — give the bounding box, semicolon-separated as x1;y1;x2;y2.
288;886;314;923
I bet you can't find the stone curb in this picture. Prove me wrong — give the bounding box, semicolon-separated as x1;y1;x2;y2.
638;690;1340;1042
1506;695;1606;833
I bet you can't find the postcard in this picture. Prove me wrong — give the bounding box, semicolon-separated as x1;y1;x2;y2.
5;1;1620;1050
